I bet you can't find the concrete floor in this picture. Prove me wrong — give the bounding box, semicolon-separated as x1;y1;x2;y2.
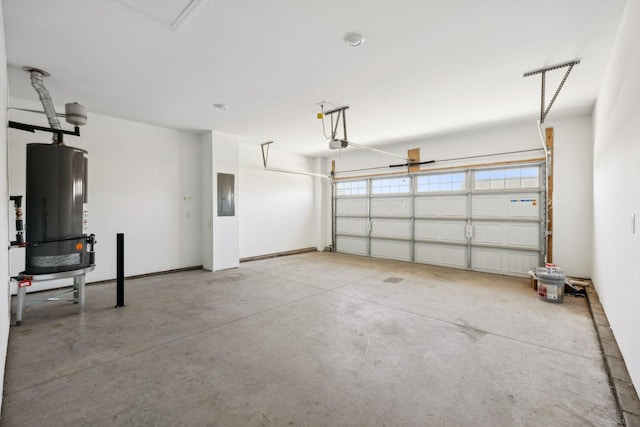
1;252;621;426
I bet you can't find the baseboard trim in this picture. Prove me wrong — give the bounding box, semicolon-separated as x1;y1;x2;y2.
88;265;203;285
240;247;318;263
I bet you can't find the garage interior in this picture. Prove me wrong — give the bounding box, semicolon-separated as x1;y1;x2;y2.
0;0;639;425
0;253;625;425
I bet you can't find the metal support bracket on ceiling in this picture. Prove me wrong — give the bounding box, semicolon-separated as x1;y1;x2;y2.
523;61;574;266
319;104;413;162
8;120;81;140
261;141;272;168
260;141;332;181
523;59;580;124
322;105;349;145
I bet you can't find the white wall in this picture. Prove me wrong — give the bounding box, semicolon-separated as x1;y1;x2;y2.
212;131;239;270
592;0;640;390
0;1;10;415
549;115;594;277
7;97;326;282
238;143;320;258
328;116;594;277
200;131;213;270
314;157;331;251
7;98;203;291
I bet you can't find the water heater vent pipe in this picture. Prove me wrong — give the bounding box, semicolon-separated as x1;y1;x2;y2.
24;67;63;144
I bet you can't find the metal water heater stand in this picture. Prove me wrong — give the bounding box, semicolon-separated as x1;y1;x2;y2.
13;266;95;326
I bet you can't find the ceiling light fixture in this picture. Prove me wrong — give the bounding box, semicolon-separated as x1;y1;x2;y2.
212;103;229;110
343;32;365;47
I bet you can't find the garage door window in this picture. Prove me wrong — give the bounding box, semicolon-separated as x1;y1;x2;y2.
336;180;367;196
474;166;540;190
371;177;410;194
416;172;466;193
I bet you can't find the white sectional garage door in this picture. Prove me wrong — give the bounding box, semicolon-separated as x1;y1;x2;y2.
333;164;545;277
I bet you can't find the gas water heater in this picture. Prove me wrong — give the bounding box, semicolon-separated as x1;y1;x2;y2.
25;143;94;274
10;67;96;276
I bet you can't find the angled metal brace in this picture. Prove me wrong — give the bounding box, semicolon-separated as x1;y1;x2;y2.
260;141;332;181
524;59;580;123
323;106;349;141
261;141;273;168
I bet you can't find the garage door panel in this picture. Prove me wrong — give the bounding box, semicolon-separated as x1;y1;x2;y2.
471;247;538;276
415;220;466;243
506;223;540;247
472;222;539;248
370;239;411;261
472;193;540;219
415;195;467;217
473;223;502;245
370;219;412;239
335;198;367;216
507;251;540;276
414;242;467;268
472;247;501;273
336;218;368;236
370;197;412;217
336;236;368;256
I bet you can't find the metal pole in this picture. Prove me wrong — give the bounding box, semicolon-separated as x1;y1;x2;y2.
116;233;125;307
75;275;86;313
348;142;413;161
16;285;26;326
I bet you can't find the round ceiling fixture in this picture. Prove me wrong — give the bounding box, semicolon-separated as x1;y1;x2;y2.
343;32;365;47
212;103;229;110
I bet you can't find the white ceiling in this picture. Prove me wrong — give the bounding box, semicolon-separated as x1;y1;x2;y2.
3;0;627;157
99;0;201;29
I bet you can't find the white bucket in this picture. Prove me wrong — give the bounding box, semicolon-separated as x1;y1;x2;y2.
536;267;565;303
